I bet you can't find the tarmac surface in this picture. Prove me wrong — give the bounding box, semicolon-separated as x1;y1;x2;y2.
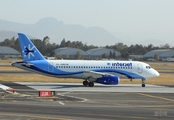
0;83;174;120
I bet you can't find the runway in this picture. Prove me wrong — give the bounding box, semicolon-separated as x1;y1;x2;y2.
0;83;174;120
9;82;174;93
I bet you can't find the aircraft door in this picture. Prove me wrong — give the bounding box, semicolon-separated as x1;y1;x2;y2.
48;62;54;72
137;63;143;74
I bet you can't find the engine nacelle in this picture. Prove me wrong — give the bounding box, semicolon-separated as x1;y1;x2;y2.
96;76;120;85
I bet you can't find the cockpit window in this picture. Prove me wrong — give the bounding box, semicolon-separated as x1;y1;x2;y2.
146;66;152;69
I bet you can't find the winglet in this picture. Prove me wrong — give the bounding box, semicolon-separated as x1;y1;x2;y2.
18;33;45;61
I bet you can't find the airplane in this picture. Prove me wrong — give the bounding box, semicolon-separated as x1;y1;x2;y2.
12;33;160;87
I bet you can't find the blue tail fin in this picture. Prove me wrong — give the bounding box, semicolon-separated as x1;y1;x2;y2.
18;33;45;61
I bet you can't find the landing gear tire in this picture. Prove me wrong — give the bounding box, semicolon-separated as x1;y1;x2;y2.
83;80;89;86
142;79;146;87
142;84;145;87
88;82;94;87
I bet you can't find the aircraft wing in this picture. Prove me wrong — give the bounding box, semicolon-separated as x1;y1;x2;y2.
83;70;145;80
83;70;114;78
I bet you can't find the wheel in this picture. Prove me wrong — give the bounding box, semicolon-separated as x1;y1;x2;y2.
83;81;88;86
142;79;146;87
142;84;145;87
88;82;94;87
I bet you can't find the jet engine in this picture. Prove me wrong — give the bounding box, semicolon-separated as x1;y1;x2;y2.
96;76;120;85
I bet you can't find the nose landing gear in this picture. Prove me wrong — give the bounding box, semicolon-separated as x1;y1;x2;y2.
142;79;146;87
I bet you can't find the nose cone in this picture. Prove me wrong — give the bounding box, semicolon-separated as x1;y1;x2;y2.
154;70;160;77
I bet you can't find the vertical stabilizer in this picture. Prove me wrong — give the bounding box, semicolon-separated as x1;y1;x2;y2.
18;33;45;61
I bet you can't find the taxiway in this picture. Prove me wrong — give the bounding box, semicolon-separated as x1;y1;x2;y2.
0;83;174;120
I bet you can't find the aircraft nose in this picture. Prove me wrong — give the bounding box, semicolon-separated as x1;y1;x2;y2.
154;70;160;77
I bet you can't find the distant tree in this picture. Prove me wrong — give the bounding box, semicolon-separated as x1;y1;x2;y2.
113;51;116;59
102;53;107;58
43;36;50;45
60;38;66;47
66;54;69;59
66;40;71;47
160;43;170;49
121;52;130;59
54;52;61;59
76;51;81;59
154;54;159;61
109;51;112;58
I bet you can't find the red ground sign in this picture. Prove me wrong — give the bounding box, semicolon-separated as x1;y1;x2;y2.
39;91;51;97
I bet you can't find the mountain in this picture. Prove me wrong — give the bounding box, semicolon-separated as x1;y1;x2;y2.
0;17;120;46
0;30;18;41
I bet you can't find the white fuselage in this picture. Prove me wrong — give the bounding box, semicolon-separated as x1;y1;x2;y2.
13;60;159;80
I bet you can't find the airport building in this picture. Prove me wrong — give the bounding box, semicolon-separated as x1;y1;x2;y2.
53;47;121;60
86;48;121;59
143;49;174;61
0;46;21;59
53;47;89;59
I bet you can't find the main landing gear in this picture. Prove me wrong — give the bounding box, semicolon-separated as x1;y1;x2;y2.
142;79;146;87
83;80;94;87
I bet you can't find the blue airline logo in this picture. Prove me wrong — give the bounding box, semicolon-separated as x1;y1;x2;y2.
23;44;36;58
107;63;111;66
107;62;132;67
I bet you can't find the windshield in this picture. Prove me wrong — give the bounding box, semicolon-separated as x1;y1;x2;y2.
146;66;152;69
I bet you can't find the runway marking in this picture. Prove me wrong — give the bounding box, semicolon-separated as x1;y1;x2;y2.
57;92;88;102
0;108;147;119
1;101;174;108
59;101;65;105
138;93;174;102
1;107;174;119
0;112;72;120
1;103;174;119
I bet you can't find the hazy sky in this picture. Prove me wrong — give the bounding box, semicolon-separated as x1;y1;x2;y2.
0;0;174;45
